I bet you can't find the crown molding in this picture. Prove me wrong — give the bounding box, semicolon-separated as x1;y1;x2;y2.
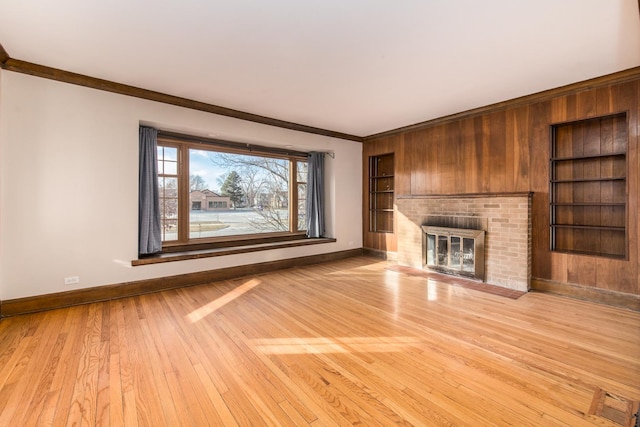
2;41;638;144
0;54;363;143
0;42;9;65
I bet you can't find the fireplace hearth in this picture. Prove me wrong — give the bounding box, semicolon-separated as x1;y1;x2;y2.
422;226;485;281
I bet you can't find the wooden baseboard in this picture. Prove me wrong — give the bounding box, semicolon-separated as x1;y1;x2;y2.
363;248;398;261
531;278;640;311
0;249;363;318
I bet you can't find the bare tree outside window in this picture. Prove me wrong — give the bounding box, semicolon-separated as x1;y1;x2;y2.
209;151;291;233
190;174;207;191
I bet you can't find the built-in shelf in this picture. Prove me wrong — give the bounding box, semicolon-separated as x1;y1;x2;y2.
369;153;394;233
551;151;627;162
551;202;626;207
550;152;626;162
551;224;625;231
549;113;627;258
551;177;625;183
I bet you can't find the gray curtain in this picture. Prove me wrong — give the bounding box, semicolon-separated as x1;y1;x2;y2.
306;152;325;238
138;126;162;254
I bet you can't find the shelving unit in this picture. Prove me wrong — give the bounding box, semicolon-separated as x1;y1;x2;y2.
549;113;627;258
369;153;394;233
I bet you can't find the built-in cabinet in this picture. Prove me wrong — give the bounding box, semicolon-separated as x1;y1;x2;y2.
550;113;627;258
368;153;394;233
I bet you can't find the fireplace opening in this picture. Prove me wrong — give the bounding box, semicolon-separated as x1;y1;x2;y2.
422;226;485;281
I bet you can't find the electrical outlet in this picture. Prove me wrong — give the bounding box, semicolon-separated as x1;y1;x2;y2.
64;276;80;285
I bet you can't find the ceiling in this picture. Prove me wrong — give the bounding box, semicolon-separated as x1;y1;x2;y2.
1;0;639;138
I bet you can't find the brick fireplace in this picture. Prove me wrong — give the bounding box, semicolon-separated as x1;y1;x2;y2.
395;193;532;292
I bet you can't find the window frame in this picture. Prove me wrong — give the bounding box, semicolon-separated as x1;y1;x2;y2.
157;132;308;252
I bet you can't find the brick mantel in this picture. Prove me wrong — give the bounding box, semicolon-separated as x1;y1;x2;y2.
396;192;534;199
396;193;532;292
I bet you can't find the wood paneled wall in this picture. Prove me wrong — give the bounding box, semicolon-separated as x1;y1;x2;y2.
363;70;639;296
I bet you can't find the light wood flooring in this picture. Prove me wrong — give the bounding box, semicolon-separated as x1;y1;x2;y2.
1;256;639;426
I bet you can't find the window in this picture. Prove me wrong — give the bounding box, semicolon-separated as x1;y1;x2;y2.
549;113;627;258
157;134;307;248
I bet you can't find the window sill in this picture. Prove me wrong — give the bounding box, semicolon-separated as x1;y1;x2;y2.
132;237;336;266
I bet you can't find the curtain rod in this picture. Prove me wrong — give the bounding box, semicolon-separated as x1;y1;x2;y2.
157;130;310;158
156;129;335;159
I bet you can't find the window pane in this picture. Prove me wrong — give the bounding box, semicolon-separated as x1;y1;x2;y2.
157;146;178;174
163;160;177;175
159;177;178;197
160;200;178;241
297;160;307;231
162;218;178;241
158;146;177;161
188;148;291;238
297;183;306;231
158;176;178;241
297;160;308;183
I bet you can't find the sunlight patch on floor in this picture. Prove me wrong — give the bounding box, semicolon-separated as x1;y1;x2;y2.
187;278;262;323
253;336;423;354
427;279;438;301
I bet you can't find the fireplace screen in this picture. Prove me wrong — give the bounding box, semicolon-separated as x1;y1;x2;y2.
422;226;485;281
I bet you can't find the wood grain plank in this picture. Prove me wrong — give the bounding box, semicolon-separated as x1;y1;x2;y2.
0;311;63;425
509;106;530;192
408;130;428;195
64;303;102;426
488;110;508;192
459;117;479;194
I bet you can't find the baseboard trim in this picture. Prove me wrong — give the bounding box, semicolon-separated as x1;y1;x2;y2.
363;248;398;262
531;278;640;311
0;248;363;318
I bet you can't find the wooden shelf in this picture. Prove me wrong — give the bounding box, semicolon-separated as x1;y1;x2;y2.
551;224;625;231
552;248;626;259
551;202;625;207
551;151;626;162
551;177;625;183
369;153;394;234
549;113;627;258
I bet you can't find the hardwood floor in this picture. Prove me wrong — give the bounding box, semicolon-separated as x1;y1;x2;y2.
1;256;638;426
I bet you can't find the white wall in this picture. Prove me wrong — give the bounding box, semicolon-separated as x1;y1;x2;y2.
0;70;362;300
